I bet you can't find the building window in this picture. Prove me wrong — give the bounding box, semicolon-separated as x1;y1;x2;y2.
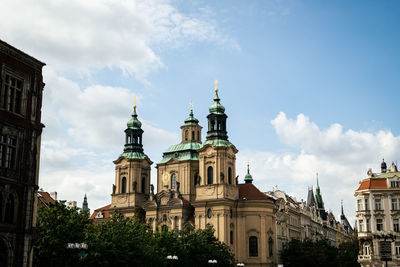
391;181;400;188
2;74;23;114
357;199;363;211
141;177;146;193
269;237;273;257
393;199;398;210
394;219;399;232
194;173;199;185
377;219;383;231
230;230;233;245
207;166;213;185
121;177;126;193
228;167;232;184
192;131;194;140
5;194;15;224
197;131;200;140
366;219;370;232
365;199;369;210
207;208;212;219
0;194;2;222
396;242;400;256
359;220;364;232
0;135;17;169
171;174;177;189
249;236;258;257
185;130;188;141
375;199;382;210
364;244;370;255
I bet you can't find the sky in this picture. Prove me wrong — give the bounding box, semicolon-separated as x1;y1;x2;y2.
1;0;400;224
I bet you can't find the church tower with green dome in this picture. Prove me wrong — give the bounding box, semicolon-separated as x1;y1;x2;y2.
111;100;153;218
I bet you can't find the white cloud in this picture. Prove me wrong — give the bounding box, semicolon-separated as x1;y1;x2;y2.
39;69;178;210
0;0;236;78
236;112;400;225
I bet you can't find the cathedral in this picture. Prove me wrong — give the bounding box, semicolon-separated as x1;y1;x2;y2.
91;84;277;266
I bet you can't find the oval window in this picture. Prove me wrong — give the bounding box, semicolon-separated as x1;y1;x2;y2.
207;208;212;219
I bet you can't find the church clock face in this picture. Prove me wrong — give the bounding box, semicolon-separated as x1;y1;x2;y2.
162;172;169;187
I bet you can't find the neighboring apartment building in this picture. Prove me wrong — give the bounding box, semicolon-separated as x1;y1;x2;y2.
0;40;45;267
91;88;277;267
356;160;400;267
266;186;353;265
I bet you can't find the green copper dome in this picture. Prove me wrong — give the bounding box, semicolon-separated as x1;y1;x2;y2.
127;108;142;129
184;109;199;126
209;92;225;114
244;164;253;183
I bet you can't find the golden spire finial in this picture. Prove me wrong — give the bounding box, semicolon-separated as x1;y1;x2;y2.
247;161;250;168
133;95;137;109
214;79;218;93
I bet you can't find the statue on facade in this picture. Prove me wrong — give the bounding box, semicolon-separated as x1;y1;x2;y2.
112;184;116;194
220;172;225;184
150;184;154;195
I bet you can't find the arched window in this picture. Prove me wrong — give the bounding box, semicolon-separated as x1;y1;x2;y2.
5;194;15;224
185;130;188;141
194;173;198;185
197;131;200;140
171;174;177;189
127;135;131;143
192;131;194;139
228;167;232;184
207;166;213;185
141;177;146;193
230;230;234;245
121;177;127;193
249;236;258;257
174;216;179;230
268;237;273;257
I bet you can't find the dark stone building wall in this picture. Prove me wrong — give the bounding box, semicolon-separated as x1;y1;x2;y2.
0;39;45;267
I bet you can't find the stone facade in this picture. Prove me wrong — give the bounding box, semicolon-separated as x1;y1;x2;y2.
356;160;400;267
0;39;45;267
92;88;277;266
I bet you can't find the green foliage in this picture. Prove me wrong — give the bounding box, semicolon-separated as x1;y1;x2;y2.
34;204;234;267
33;201;90;267
281;238;360;267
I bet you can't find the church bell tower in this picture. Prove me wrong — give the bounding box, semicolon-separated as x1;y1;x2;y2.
111;98;153;217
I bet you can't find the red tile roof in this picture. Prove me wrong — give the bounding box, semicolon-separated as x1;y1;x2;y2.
357;178;388;191
37;191;55;208
90;204;112;219
238;183;272;201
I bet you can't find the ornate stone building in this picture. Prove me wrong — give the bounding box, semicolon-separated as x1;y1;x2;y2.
92;86;277;266
0;40;45;267
356;160;400;266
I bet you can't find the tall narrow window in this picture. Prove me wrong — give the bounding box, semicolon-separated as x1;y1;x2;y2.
121;177;127;193
230;230;233;245
365;199;369;210
0;135;5;167
393;199;398;210
185;130;188;141
194;173;198;185
359;220;364;232
249;236;258;257
5;194;15;224
268;237;273;257
3;75;23;114
394;219;399;232
171;174;177;189
197;131;200;141
207;166;213;185
192;131;194;139
0;195;3;222
5;137;16;169
375;199;382;210
141;177;146;193
357;199;362;211
377;219;383;231
396;243;400;256
228;167;232;184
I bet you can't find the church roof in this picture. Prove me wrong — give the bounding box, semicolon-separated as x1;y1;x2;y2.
159;142;201;164
239;183;273;201
119;151;149;160
201;139;233;148
90;204;112;220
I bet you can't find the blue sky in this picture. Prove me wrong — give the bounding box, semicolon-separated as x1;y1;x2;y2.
1;0;400;223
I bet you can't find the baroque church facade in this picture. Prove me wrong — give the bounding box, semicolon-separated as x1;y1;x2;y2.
92;86;277;266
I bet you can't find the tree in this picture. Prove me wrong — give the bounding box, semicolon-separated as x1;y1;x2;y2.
337;237;360;267
33;201;90;267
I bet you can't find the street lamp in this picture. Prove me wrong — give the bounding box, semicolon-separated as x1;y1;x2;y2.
167;255;178;266
66;243;88;259
208;259;218;264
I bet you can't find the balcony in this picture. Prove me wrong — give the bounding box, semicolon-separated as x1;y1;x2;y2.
358;255;372;261
356;210;371;217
